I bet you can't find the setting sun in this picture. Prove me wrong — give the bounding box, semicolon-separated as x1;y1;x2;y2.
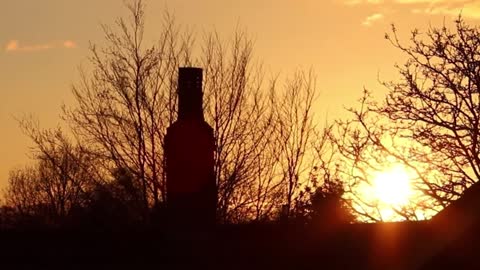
353;164;416;221
372;165;413;207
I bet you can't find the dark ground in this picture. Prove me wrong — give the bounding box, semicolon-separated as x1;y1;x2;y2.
2;220;475;270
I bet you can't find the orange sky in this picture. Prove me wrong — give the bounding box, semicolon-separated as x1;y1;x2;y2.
1;0;479;190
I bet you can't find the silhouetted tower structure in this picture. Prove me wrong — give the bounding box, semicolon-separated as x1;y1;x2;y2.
165;67;216;225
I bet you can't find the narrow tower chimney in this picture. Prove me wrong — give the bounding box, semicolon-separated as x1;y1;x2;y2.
177;68;204;121
165;67;216;225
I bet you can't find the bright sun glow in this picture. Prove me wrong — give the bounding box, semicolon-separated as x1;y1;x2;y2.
355;164;416;221
372;165;412;207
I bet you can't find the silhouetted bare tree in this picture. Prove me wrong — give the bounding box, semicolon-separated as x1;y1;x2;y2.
271;70;317;218
382;18;480;203
200;32;323;221
63;1;191;219
4;123;98;225
200;30;279;222
4;166;43;220
331;17;480;221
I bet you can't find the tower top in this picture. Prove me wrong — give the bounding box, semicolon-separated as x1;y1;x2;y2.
178;67;204;121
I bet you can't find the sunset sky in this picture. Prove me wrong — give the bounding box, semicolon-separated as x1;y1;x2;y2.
1;0;479;189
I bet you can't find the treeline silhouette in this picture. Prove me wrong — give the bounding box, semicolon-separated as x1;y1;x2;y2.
0;158;352;229
3;2;480;227
1;0;353;230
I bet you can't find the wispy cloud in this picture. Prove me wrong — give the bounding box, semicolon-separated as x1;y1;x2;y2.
63;40;77;49
410;1;480;19
343;0;384;5
341;0;468;4
362;13;385;26
5;40;52;52
393;0;466;4
338;0;480;20
4;40;78;53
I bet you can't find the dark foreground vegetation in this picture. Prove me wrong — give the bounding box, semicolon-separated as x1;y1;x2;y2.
0;221;432;269
3;182;480;269
0;218;479;269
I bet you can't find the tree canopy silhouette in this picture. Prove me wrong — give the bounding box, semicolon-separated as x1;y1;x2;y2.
331;17;480;221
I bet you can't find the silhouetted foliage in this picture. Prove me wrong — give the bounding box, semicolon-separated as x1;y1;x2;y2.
291;166;354;226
